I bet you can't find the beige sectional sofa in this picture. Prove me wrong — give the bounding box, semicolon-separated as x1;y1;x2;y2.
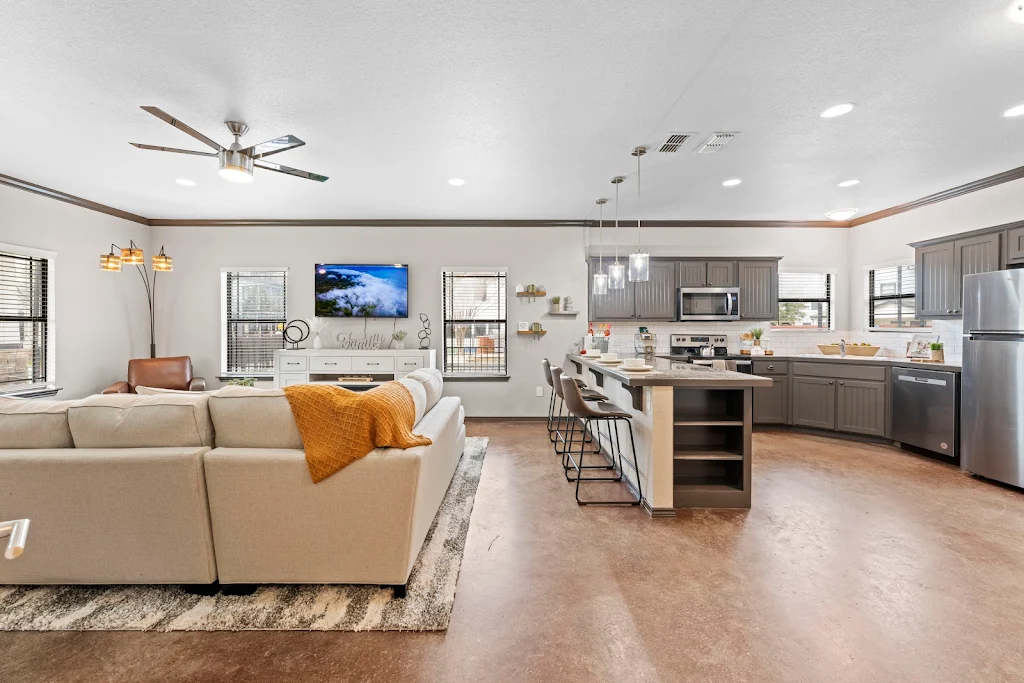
0;369;465;592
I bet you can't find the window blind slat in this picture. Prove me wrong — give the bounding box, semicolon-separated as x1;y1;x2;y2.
869;265;929;329
442;270;507;375
0;252;48;389
224;270;287;374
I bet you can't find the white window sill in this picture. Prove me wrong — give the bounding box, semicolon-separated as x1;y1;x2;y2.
867;328;934;333
443;374;510;382
768;327;836;333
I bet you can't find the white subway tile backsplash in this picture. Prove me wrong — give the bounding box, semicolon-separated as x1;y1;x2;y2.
591;318;964;362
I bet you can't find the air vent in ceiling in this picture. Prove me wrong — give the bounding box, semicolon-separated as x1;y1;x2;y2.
694;132;739;154
657;132;696;153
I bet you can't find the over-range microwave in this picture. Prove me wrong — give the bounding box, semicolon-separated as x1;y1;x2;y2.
676;287;741;321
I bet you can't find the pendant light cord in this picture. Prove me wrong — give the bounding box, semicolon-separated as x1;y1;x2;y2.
636;151;642;247
614;182;620;263
598;202;603;269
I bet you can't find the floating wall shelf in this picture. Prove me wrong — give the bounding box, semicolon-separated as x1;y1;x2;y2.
516;291;547;298
546;310;579;316
517;330;547;336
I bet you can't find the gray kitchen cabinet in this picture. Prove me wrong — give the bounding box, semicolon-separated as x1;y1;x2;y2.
738;260;778;320
915;242;956;318
677;261;708;287
753;376;789;425
635;259;677;320
589;260;635;320
835;379;887;437
790;376;836;430
707;261;737;287
952;233;1001;312
1006;225;1024;264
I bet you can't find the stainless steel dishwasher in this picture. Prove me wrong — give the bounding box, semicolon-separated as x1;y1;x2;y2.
891;367;959;458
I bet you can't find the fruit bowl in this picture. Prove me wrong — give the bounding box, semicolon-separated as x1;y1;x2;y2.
817;344;880;357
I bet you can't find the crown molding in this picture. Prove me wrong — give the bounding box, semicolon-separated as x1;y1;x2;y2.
0;173;150;225
4;162;1024;230
850;164;1024;227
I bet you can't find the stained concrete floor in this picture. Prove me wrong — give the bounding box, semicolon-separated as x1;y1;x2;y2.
3;422;1024;682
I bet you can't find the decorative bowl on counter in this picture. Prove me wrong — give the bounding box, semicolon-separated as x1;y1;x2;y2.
817;344;881;357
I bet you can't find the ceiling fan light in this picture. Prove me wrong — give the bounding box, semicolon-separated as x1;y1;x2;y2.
218;149;254;183
100;251;123;272
826;208;858;221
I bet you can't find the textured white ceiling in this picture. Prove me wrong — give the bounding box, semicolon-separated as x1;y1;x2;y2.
1;0;1022;221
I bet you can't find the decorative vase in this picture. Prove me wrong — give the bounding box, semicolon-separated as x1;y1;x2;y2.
753;339;761;347
395;341;405;350
313;333;323;350
550;303;560;313
931;348;944;362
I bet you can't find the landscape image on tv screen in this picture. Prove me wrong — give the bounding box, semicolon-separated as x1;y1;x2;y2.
315;264;409;318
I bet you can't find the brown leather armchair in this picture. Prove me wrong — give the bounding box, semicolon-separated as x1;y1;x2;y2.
102;356;206;394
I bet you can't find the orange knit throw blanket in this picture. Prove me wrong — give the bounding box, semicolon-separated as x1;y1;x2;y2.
283;382;432;483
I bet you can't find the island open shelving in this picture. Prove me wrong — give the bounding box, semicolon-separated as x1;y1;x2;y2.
567;353;770;514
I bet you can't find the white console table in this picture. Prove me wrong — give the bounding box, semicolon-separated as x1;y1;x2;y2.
273;348;436;389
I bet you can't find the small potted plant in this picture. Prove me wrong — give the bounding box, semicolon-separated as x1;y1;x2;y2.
549;295;561;313
750;328;764;347
930;342;944;362
392;330;408;350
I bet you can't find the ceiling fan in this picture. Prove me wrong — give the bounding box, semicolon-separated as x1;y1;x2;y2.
130;106;328;183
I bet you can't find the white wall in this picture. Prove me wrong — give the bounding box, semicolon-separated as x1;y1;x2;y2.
0;185;152;398
153;223;849;416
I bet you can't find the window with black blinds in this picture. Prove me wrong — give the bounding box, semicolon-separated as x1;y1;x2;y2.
773;272;832;329
0;251;49;390
869;265;929;329
442;270;507;376
224;270;287;375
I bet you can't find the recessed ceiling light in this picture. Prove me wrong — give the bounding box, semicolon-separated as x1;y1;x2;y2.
820;103;855;118
175;178;196;187
447;178;465;186
722;178;742;187
1004;104;1024;117
826;208;858;221
838;179;860;187
1007;2;1024;23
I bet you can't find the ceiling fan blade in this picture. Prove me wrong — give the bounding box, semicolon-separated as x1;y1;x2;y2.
255;160;328;182
243;135;305;159
130;143;217;157
140;106;224;152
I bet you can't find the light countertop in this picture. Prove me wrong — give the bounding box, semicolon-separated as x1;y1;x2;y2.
567;354;773;388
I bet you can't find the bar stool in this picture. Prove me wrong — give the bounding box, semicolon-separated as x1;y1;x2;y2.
559;374;642;506
549;365;606;460
542;358;596;442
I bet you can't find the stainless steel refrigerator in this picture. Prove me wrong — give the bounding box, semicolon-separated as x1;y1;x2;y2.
962;269;1024;488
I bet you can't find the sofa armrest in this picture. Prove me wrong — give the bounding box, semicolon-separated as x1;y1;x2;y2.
189;377;207;392
102;381;131;394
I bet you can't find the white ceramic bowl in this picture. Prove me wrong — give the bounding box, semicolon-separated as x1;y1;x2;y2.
622;358;644;369
601;352;619;361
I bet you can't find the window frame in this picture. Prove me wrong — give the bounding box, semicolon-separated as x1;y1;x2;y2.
441;268;509;379
867;262;931;332
0;242;56;396
772;269;835;331
220;267;288;378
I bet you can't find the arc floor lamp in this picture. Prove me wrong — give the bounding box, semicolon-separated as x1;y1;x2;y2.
100;240;173;358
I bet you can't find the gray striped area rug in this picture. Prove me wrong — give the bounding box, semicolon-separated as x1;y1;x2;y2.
0;436;487;632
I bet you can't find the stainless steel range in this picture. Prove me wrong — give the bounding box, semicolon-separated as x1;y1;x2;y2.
668;334;753;373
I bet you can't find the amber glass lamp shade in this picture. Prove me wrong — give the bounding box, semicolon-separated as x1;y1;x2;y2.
121;246;144;264
100;251;122;272
151;248;173;272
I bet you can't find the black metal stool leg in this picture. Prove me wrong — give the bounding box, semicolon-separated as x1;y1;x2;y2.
573;416;642;506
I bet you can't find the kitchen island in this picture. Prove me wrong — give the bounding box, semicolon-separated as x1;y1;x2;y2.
566;354;772;516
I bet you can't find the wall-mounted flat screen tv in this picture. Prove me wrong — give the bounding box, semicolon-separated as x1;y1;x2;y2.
315;264;409;318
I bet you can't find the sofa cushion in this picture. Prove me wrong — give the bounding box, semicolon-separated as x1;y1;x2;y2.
0;398;76;449
208;386;303;449
405;368;443;411
398;377;426;426
68;393;214;448
136;385;215;396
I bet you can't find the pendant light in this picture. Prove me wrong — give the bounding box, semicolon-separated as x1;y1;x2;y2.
608;176;626;290
593;198;609;296
628;146;650;282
